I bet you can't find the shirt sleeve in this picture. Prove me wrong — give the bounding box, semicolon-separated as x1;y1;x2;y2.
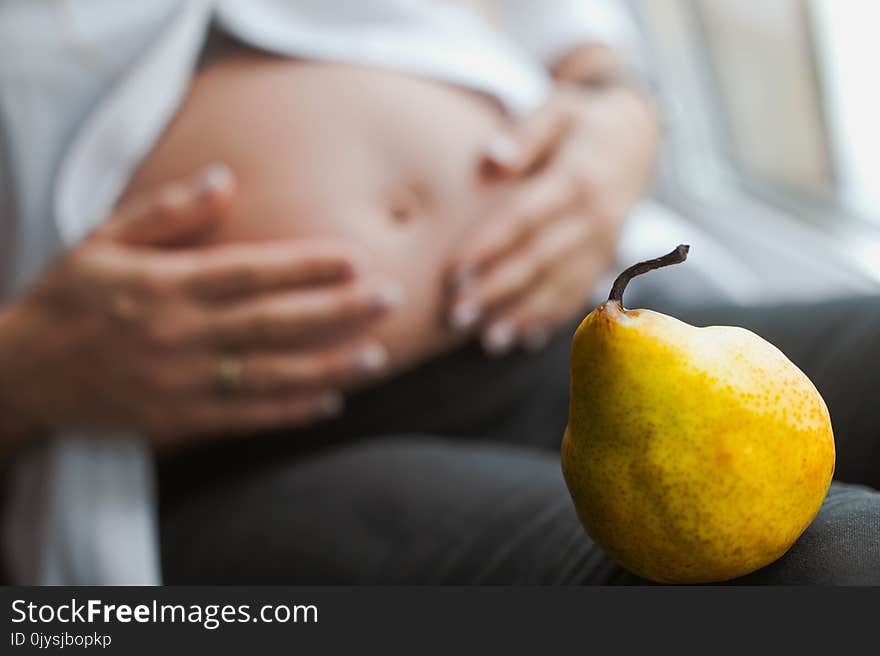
0;108;16;297
489;0;648;76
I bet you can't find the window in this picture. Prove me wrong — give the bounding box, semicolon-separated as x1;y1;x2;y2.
810;0;880;220
638;0;880;225
697;0;832;199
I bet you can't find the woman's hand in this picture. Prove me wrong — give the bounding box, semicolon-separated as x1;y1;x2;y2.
0;165;402;452
447;73;658;355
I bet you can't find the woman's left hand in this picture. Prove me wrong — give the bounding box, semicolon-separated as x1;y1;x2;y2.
446;79;658;355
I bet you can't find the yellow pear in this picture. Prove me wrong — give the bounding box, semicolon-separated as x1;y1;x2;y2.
562;245;835;583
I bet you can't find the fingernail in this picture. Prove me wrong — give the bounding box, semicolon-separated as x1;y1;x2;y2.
198;162;232;196
487;135;520;166
482;320;516;356
450;299;481;331
372;283;406;310
319;392;344;416
354;344;388;372
522;328;551;352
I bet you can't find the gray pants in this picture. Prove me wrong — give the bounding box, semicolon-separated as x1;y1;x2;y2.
158;297;880;584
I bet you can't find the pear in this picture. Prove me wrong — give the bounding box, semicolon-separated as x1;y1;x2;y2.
561;245;835;583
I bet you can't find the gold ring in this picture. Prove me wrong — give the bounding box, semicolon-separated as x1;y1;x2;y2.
216;355;243;397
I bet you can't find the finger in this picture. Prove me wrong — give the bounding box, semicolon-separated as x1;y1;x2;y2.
480;286;562;358
157;389;345;443
94;238;369;312
483;98;574;177
233;341;390;394
449;170;580;282
170;239;370;301
482;248;606;356
201;278;406;349
97;162;235;247
158;340;390;397
449;216;591;331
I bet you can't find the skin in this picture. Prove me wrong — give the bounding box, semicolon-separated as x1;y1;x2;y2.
0;165;403;455
0;45;657;455
120;56;512;377
562;295;835;583
448;45;659;355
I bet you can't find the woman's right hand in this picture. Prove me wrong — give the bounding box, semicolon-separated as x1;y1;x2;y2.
0;164;402;451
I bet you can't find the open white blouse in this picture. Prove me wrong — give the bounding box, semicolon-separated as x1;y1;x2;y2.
0;0;643;584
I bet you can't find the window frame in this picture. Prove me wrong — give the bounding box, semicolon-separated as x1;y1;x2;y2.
632;0;880;291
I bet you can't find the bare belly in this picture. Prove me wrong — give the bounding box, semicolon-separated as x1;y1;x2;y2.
122;52;510;377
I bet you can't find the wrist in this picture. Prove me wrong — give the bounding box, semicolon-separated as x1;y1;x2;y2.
552;44;627;88
554;45;663;135
570;78;660;144
0;303;40;450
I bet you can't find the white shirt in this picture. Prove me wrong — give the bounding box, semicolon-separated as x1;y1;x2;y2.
0;0;643;584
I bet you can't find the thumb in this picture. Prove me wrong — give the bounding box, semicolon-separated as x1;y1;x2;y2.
484;99;574;178
96;163;235;247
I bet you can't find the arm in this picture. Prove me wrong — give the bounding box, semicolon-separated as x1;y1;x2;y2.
0;143;34;454
0;304;35;457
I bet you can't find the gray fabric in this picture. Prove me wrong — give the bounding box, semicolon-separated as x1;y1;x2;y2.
158;296;880;584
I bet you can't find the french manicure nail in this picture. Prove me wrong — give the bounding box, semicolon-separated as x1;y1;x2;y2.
198;162;232;196
450;299;481;331
483;320;516;356
319;392;344;416
487;135;520;166
354;344;389;372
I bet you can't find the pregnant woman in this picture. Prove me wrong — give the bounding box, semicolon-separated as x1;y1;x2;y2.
123;55;513;376
1;1;878;585
118;31;880;585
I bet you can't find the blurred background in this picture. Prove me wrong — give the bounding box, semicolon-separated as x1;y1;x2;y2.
615;0;880;307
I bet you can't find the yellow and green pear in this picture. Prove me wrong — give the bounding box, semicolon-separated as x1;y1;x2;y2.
561;245;835;583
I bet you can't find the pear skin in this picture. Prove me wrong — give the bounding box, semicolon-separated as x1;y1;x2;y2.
561;246;835;583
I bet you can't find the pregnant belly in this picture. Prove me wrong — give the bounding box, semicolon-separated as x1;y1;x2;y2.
122;53;510;378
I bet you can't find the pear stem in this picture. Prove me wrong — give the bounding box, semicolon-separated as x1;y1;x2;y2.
608;245;690;306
